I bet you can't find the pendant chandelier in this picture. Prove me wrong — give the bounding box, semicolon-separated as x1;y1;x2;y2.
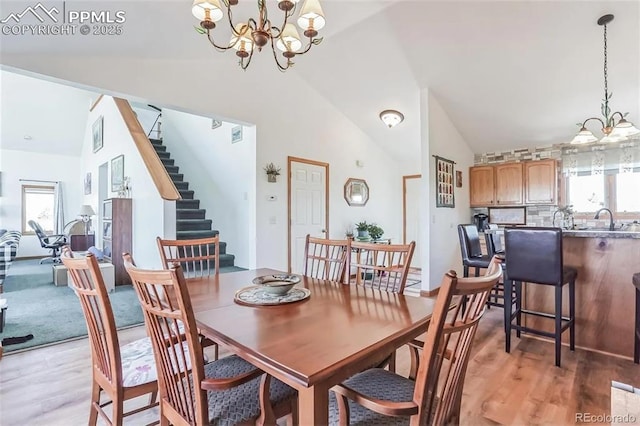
571;14;640;144
192;0;325;72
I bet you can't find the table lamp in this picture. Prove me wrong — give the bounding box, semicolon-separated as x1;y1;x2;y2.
78;205;96;235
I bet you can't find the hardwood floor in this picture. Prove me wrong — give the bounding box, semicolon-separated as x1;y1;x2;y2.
1;308;638;425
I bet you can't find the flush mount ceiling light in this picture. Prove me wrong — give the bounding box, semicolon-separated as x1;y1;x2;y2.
192;0;325;72
379;110;404;128
571;14;640;144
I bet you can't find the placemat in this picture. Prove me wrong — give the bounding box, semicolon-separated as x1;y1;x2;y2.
234;286;311;306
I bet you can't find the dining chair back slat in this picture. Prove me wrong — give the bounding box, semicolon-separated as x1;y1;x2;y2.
303;235;350;283
350;241;416;293
156;236;220;278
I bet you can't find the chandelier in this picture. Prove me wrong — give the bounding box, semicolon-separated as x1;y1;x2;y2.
571;15;640;144
571;14;640;144
192;0;325;71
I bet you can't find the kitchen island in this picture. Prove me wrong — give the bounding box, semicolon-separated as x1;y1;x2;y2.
522;230;640;359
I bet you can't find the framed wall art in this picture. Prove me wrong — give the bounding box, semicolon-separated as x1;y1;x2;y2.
111;155;124;192
231;125;243;143
435;155;455;208
489;207;526;225
92;116;104;153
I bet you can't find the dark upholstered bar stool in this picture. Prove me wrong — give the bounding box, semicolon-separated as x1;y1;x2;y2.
457;224;491;277
504;227;577;367
634;273;640;364
485;224;504;255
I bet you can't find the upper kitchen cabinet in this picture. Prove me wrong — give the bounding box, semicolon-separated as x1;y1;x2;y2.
524;159;557;205
470;159;557;207
494;163;523;205
470;166;495;207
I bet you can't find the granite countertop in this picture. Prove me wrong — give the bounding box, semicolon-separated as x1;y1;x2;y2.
562;229;640;239
484;228;640;239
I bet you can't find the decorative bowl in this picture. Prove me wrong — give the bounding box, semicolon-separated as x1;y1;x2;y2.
252;274;301;296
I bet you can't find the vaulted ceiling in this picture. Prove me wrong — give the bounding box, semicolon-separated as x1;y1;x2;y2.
1;1;638;162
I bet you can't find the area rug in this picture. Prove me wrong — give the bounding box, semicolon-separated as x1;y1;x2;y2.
0;259;246;352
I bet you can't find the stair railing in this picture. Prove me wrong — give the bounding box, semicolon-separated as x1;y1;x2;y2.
113;98;180;201
147;104;162;139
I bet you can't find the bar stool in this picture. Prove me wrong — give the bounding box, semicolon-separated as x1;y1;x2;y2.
457;224;491;277
504;227;577;367
484;224;511;308
634;272;640;364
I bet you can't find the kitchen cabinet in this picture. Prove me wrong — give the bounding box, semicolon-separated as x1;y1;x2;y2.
524;159;557;204
469;166;495;207
470;159;556;207
494;163;523;205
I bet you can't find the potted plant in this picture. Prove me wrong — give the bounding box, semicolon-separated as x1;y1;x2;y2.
263;162;281;183
355;221;369;239
368;223;384;241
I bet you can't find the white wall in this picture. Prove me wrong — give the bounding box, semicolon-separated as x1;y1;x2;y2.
79;96;171;269
0;149;83;257
161;111;256;268
426;91;475;289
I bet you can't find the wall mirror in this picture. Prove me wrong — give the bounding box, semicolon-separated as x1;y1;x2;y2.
344;178;369;206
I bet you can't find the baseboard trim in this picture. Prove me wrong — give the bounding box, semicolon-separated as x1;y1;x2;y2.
420;288;439;297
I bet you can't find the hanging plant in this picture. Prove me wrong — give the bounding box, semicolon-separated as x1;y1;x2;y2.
264;162;281;182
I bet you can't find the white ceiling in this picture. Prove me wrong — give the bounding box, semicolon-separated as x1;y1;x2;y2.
0;1;638;160
0;71;96;155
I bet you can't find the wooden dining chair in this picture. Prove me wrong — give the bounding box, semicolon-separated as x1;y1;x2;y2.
303;235;350;283
156;236;220;278
122;253;298;426
330;256;503;426
61;247;158;425
350;241;416;293
157;235;221;359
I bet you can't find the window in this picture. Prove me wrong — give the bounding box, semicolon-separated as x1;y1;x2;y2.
565;172;640;215
567;175;605;213
22;184;56;234
616;172;640;213
563;144;640;216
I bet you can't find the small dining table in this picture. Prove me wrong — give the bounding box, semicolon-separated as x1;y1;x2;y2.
185;268;437;425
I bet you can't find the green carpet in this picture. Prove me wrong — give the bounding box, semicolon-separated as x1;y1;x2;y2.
1;259;246;352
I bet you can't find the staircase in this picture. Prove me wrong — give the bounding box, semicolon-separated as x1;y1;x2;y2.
149;137;236;268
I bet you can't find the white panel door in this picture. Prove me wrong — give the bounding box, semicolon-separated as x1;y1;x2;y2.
290;161;327;274
405;177;421;268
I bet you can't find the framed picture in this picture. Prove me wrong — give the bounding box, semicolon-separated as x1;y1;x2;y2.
111;155;124;192
231;125;243;143
435;156;455;208
84;172;92;195
92;116;104;153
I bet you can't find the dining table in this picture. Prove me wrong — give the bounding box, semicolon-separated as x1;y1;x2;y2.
184;268;438;425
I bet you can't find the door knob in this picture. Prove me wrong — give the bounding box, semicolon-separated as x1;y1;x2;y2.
321;229;327;233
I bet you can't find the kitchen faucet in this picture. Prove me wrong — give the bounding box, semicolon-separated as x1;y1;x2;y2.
594;208;615;231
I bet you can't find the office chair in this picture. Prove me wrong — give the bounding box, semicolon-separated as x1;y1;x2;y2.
28;220;67;264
